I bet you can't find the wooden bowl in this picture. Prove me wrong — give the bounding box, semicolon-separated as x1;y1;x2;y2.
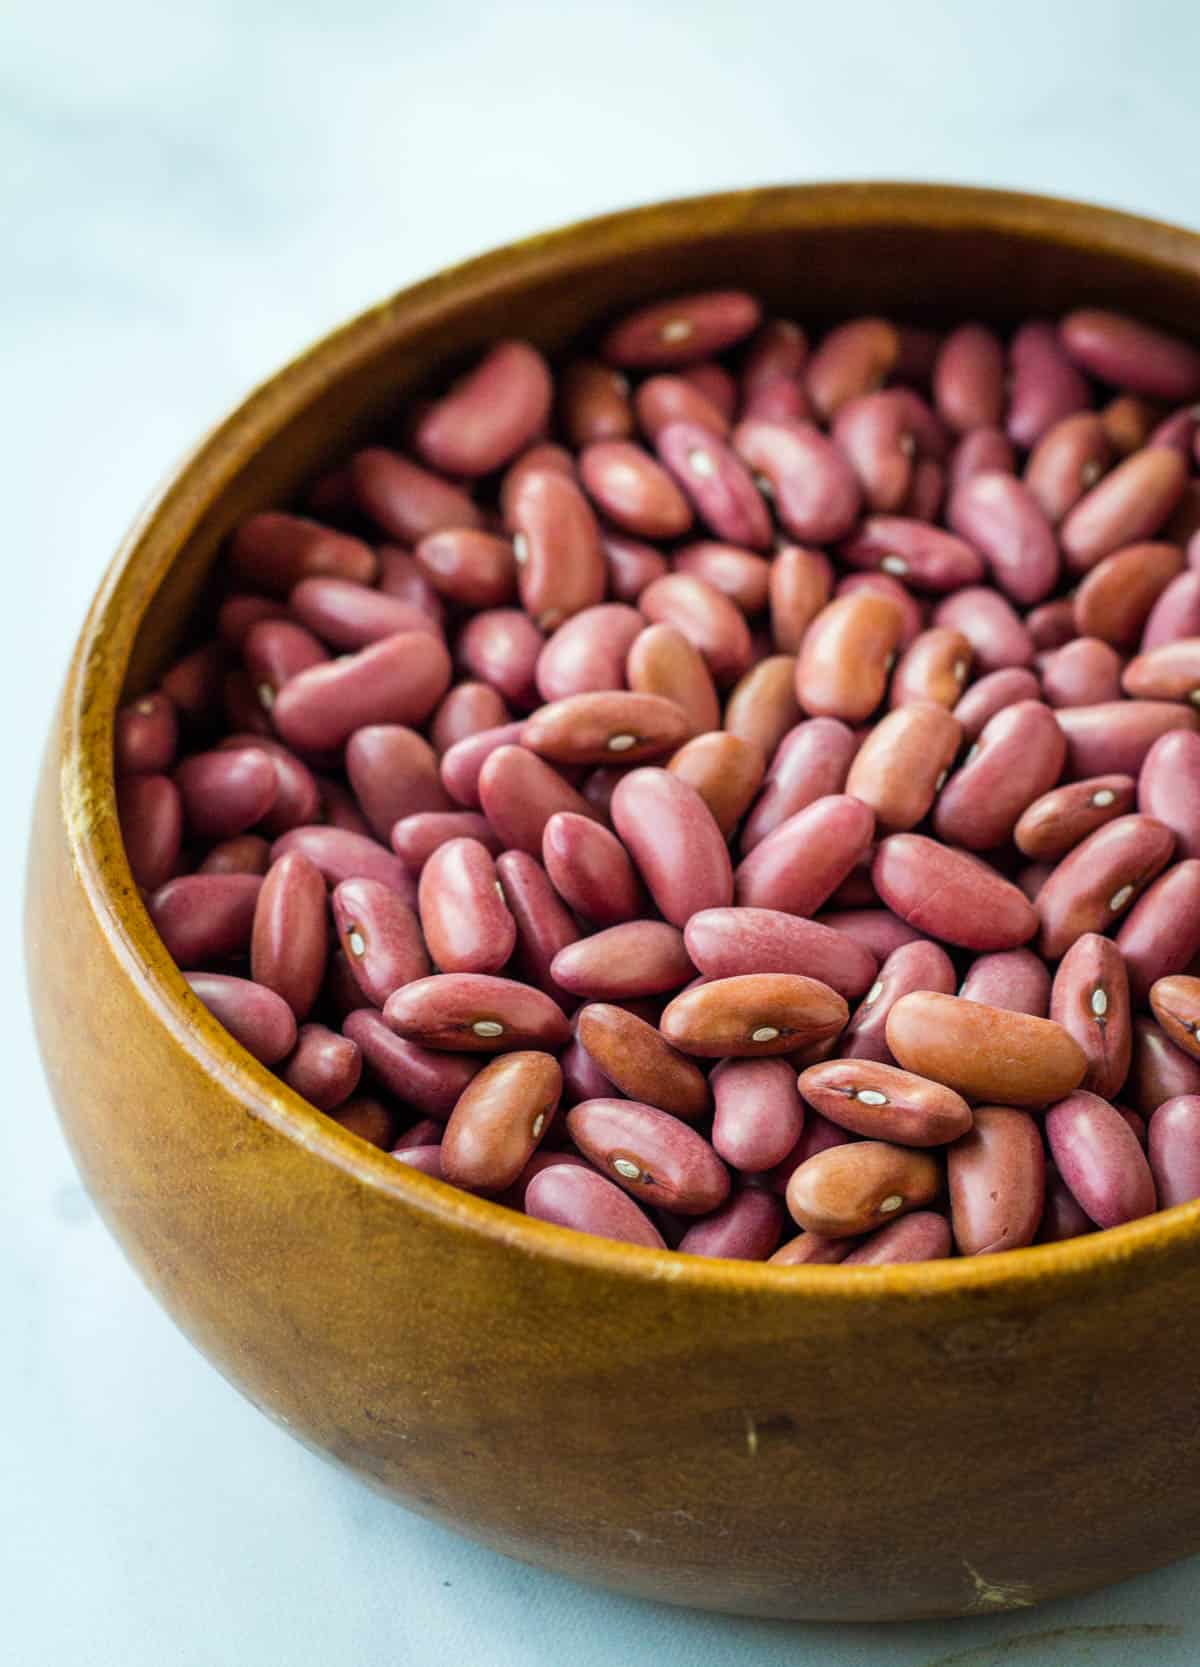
26;183;1200;1622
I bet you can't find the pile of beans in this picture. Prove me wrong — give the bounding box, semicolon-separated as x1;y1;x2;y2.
115;289;1200;1265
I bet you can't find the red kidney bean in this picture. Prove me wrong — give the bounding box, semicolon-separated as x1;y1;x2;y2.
598;532;666;603
786;1140;939;1237
241;620;329;712
933;700;1065;851
840;517;983;594
342;726;448;843
1150;976;1200;1059
835;572;923;650
493;849;579;1001
1039;638;1123;708
902;457;946;522
1104;395;1166;455
767;545;832;652
1039;1167;1096;1241
602;290;760;369
742;318;808;392
735;794;874;916
417;838;515;975
946;472;1059;606
535;605;641;703
960;948;1051;1018
293;579;441;654
948;1105;1045;1255
626;621;721;734
684;907;877;1002
219;595;291;651
498;444;576;528
384;972;570;1052
282;1023;362;1111
199;834;271;876
477;744;598;855
794;592;905;722
840;938;957;1066
150;872;262;965
560;360;635;447
229;512;377;596
1045;1090;1157;1228
208;734;319;837
160;643;224;725
768;1231;853;1266
577;1003;709;1122
508;469;607;633
222;668;273;737
1061;448;1187;573
115;691;179;774
317;775;375;836
185;972;297;1064
376;547;445;624
1053;933;1133;1100
578;440;692;540
458;609;545;710
551;920;693;1001
660;973;848;1059
1148;1095;1200;1207
559;1035;612;1105
440;1049;561;1192
1116;861;1200;1005
846;702;961;832
683;362;738;417
1024;412;1111;526
633;373;729;442
934;324;1005;433
708;1057;804;1173
326;1098;393;1148
1130;1016;1200;1116
1026;599;1079;653
723;656;799;762
523;690;691;767
952;666;1042;740
1142;570;1200;652
1036;814;1175;960
872;834;1038;951
411;529;517;611
806;318;899;420
1007;320;1092;449
609;767;732;926
391;1145;444;1177
1074;542;1185;647
1124;638;1200;704
842;1211;953;1265
117;774;183;890
1060;309;1200;401
331;876;429;1006
342;1008;478;1117
525;1162;666;1249
933;587;1033;673
542;812;641;925
350;448;483;542
654;421;772;550
1139;730;1200;859
889;627;972;710
733;418;861;543
947;428;1017;493
272;633;451;753
798;1058;970;1147
667;732;765;838
740;717;857;852
1057;701;1200;778
566;1098;729;1215
817;910;926;965
440;721;527;808
271;826;416;899
830;390;917;513
887;991;1087;1108
642;574;755;687
250;853;327;1019
1014;775;1136;862
673;541;770;614
676;1188;784;1260
414;340;552;477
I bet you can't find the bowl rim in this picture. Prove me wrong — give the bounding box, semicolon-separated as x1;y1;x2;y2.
60;178;1200;1298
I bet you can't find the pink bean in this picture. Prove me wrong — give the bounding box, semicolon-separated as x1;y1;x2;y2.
1006;320;1092;449
343;1008;479;1117
610;767;732;926
1039;638;1124;708
115;691;179;774
947;428;1017;493
654;421;772;550
560;359;635;447
934;324;1005;433
578;440;693;540
349;449;484;543
946;472;1059;605
417;839;515;976
1045;1090;1157;1228
184;972;297;1064
634;373;730;442
551;920;694;1000
1049;932;1132;1101
542;812;641;925
330;877;429;1006
522;690;692;766
675;1188;784;1260
1139;729;1200;859
837;938;958;1067
495;849;580;1002
414;340;552;476
229;512;377;595
412;529;518;611
1037;814;1175;960
830;390;918;513
842;1211;953;1265
376;546;446;624
839;517;984;594
602;290;761;369
391;812;500;872
345;726;451;843
1059;309;1200;402
535;605;642;702
733;418;861;543
711;1058;806;1172
384;972;571;1053
213;734;320;836
478;744;599;855
952;667;1042;740
673;541;771;615
933;700;1066;850
281;1023;362;1111
1014;775;1136;863
740;717;858;852
509;469;607;633
805;318;900;420
251;853;328;1019
684;907;877;1001
273;632;450;752
1116;860;1200;1004
1060;447;1187;573
199;834;271;877
735;794;875;916
873;834;1037;951
567;1098;730;1214
933;587;1034;672
457;609;544;710
440;721;527;808
1148;1095;1200;1207
290;578;441;653
270;826;416;899
117;774;183;890
524;1162;666;1249
149;872;262;965
815;910;925;964
1130;1016;1200;1117
1023;412;1111;525
1057;702;1200;778
960;948;1051;1017
948;1105;1045;1255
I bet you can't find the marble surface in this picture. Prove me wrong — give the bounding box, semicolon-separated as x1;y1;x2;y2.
6;2;1200;1661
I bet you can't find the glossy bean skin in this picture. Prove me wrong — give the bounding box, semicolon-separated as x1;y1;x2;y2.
535;605;642;703
1116;861;1200;1004
180;748;280;837
250;853;328;1020
342;1008;479;1117
667;732;764;838
560;360;635;447
524;1162;666;1250
270;826;416;900
948;1106;1045;1255
672;541;770;614
934;323;1005;433
281;1023;362;1111
805;318;899;420
477;744;598;855
458;611;544;709
1123;638;1200;705
841;1211;952;1265
786;1140;940;1237
184;972;297;1065
660;973;848;1059
710;1057;805;1172
1023;412;1111;525
440;1050;561;1192
542;813;641;925
115;691;179;774
418;838;515;975
550;920;693;1000
627;622;721;734
1057;702;1199;778
1139;729;1200;860
440;721;527;809
1006;320;1091;449
567;1098;729;1215
288;578;439;652
735;795;875;916
1130;1015;1200;1116
229;511;377;595
933;587;1033;673
933;700;1066;851
768;545;833;652
216;734;320;837
634;373;729;442
117;774;183;890
510;470;607;632
887;991;1087;1108
1142;570;1200;652
413;529;518;610
1074;542;1185;646
415;340;552;477
332;877;430;1007
872;834;1037;951
494;850;579;1001
1060;447;1187;573
1049;934;1132;1101
768;1231;852;1266
959;948;1051;1017
1036;814;1175;960
952;667;1042;740
840;516;984;594
345;725;451;842
272;632;451;753
684;907;877;1001
376;547;445;623
522;690;691;766
199;834;271;877
1148;1095;1200;1207
798;1059;971;1146
846;702;961;832
733;418;861;543
889;627;972;710
1038;1169;1096;1242
830;390;917;512
577;1003;710;1122
1150;976;1200;1060
639;573;754;685
675;1188;784;1260
601;532;668;602
655;421;772;550
740;717;857;852
1045;1090;1157;1228
1039;638;1124;708
1060;308;1200;401
602;290;761;369
350;451;479;542
723;657;799;764
383;973;571;1052
946;472;1059;605
794;592;905;721
947;427;1016;492
840;939;957;1066
611;768;732;927
149;873;262;966
498;445;576;527
578;440;693;540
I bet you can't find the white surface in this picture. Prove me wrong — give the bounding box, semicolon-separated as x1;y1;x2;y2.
5;2;1200;1661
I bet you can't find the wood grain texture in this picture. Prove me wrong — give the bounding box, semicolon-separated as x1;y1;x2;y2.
24;183;1200;1619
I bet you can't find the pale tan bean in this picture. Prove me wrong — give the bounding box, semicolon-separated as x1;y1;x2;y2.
794;592;905;721
577;1003;710;1121
798;1059;971;1146
786;1141;940;1237
769;545;833;652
